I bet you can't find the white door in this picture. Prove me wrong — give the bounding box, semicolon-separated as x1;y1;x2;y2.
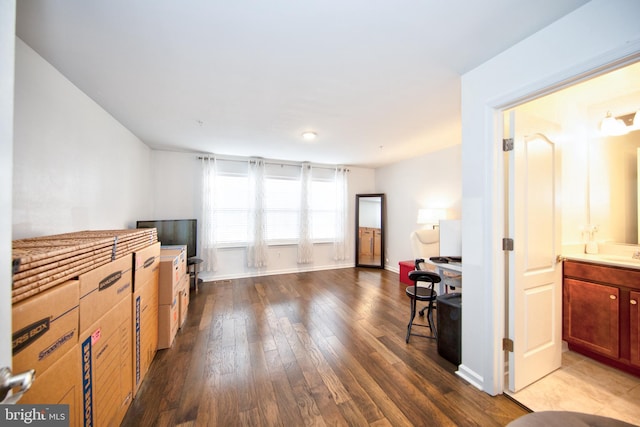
507;111;563;392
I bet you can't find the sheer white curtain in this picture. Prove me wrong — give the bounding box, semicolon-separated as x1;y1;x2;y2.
297;163;313;264
333;167;349;261
247;159;268;267
200;157;219;272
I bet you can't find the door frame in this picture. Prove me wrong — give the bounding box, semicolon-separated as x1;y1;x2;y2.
1;0;16;376
488;47;640;395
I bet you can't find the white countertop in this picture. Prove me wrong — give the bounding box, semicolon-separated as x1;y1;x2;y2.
563;250;640;270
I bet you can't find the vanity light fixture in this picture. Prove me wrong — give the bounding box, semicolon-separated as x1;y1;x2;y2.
301;131;317;141
600;111;629;136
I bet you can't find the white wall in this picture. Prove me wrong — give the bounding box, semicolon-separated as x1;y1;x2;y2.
1;0;16;372
12;39;154;239
151;150;376;280
460;0;640;395
376;144;462;271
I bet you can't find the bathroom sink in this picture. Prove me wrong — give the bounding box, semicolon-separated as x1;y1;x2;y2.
597;255;640;263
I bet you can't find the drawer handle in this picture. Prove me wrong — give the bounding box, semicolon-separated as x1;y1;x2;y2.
632;300;638;305
610;295;617;300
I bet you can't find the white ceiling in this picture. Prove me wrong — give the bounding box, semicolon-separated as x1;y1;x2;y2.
16;0;589;168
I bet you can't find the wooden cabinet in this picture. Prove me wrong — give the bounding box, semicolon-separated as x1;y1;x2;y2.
373;228;381;256
358;227;381;258
632;291;640;367
359;227;373;256
563;260;640;376
563;278;619;358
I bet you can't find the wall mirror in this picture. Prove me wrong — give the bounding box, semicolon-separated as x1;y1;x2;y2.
355;193;385;268
588;128;640;244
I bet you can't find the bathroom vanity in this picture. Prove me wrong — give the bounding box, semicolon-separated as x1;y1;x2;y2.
563;254;640;377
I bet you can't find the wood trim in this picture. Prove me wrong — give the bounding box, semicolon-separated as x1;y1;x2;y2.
564;260;640;290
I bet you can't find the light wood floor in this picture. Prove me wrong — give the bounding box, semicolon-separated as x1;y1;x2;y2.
508;350;640;425
122;268;529;426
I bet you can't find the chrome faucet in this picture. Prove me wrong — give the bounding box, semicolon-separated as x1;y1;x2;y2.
633;249;640;260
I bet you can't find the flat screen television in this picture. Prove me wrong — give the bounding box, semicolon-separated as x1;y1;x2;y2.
136;219;197;259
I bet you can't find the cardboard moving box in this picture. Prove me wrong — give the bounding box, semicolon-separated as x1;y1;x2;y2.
158;248;186;305
79;254;132;333
80;295;133;427
133;242;160;291
133;268;159;396
160;245;187;278
18;344;82;427
178;274;189;329
157;295;179;349
12;279;79;376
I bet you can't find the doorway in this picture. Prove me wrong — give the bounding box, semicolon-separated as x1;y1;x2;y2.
503;60;640;423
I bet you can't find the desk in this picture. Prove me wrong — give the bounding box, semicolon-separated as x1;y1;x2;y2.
423;259;462;295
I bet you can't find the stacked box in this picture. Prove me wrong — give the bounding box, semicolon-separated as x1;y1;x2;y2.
158;246;186;304
160;244;187;278
11;228;157;304
12;279;79;376
158;295;179;349
158;246;188;348
132;242;160;396
78;255;133;427
80;295;133;427
10;230;161;426
133;242;161;291
178;273;189;329
18;344;83;427
79;254;133;332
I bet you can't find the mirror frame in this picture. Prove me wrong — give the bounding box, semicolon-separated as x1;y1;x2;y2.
355;193;385;268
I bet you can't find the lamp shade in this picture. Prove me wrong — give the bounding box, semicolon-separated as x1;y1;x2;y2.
417;208;446;225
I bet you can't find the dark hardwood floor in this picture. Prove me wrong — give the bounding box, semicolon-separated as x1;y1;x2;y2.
122;268;529;426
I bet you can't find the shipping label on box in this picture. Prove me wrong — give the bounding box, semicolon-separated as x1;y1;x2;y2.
80;295;133;427
157;295;179;350
18;343;83;427
79;254;132;334
12;279;79;376
132;242;160;291
133;269;159;397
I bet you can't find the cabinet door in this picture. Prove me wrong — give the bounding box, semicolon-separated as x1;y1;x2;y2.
631;291;640;367
359;228;373;256
373;228;381;256
564;278;619;358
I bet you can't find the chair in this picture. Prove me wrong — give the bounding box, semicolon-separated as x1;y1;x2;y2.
409;228;439;271
405;260;441;343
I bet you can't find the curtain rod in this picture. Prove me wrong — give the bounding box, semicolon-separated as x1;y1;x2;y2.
196;155;349;172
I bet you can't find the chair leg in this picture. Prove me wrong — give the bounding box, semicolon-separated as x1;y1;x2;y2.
406;297;417;343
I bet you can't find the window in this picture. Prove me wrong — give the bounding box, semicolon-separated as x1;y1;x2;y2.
210;161;341;246
264;177;300;241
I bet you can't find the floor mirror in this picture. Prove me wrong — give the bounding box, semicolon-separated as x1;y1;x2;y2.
355;193;385;268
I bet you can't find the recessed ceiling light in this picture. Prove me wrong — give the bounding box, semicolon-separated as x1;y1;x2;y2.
301;131;317;141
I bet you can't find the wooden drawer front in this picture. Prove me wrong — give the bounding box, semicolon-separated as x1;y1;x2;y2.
564;278;620;358
564;261;640;290
632;291;640;367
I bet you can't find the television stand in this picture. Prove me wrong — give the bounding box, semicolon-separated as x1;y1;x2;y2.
187;257;203;293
